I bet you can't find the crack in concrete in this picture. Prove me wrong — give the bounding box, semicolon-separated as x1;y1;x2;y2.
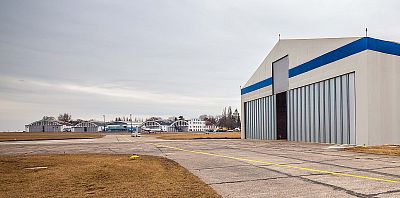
368;189;400;197
208;176;290;185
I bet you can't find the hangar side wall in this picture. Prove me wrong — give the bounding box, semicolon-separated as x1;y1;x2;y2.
365;51;400;145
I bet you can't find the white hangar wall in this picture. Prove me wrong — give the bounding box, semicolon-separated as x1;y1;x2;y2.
365;51;400;145
241;37;400;146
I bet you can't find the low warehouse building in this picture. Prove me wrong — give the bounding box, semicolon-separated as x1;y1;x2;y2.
142;120;189;132
72;121;102;132
25;119;66;132
241;37;399;146
105;121;142;132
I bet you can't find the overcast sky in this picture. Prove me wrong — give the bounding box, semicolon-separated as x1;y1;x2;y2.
0;0;399;131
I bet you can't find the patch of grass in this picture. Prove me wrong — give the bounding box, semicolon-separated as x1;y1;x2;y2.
0;154;221;198
0;132;104;141
345;145;400;156
147;132;241;140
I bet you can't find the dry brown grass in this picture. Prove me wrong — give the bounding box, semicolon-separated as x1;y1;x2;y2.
345;145;400;156
147;132;241;140
0;154;221;198
0;132;104;141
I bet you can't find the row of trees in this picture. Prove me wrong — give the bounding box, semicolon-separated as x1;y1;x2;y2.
44;113;143;123
146;116;185;122
42;113;82;125
41;114;72;122
114;117;144;122
199;106;241;129
217;106;241;129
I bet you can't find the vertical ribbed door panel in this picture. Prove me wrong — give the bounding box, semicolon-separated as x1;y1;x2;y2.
244;95;276;140
287;72;356;144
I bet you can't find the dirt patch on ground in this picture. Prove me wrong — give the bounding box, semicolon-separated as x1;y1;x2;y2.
147;132;241;140
0;154;221;198
345;145;400;156
0;132;104;141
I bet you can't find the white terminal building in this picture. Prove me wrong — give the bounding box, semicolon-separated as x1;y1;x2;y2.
188;118;207;132
241;37;399;146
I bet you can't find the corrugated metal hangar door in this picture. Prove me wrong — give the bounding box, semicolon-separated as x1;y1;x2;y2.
287;72;356;144
244;95;276;140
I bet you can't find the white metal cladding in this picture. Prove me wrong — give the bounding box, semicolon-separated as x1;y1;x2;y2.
287;72;356;144
244;95;276;140
273;56;289;94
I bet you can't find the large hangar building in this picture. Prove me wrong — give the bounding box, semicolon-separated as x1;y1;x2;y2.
240;37;399;146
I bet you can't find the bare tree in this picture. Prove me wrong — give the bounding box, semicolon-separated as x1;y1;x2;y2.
199;114;208;121
204;116;217;126
147;117;161;121
43;116;56;121
216;106;238;129
57;113;71;123
236;116;241;128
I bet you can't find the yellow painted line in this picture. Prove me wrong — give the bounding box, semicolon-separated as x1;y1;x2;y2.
151;143;400;184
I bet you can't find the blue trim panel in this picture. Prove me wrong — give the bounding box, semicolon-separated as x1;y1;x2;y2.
367;37;400;56
241;77;272;95
288;37;367;78
241;37;400;95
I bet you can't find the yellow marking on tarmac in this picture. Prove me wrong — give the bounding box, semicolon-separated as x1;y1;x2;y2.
151;143;400;184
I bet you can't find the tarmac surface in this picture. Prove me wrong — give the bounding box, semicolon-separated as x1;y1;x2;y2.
1;135;400;198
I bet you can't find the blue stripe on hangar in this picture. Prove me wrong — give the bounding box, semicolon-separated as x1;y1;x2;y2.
241;37;400;95
241;77;272;95
367;37;400;56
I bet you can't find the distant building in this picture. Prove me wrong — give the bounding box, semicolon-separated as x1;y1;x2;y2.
72;121;103;132
106;121;128;132
188;118;206;132
170;120;189;132
204;123;217;131
142;119;189;132
106;121;141;132
25;118;70;132
25;117;107;132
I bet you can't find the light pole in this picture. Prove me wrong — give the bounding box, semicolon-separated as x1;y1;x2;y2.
130;114;133;132
103;115;106;132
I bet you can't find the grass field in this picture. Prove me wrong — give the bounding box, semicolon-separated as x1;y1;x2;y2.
345;145;400;156
147;132;241;140
0;154;221;198
0;132;104;141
